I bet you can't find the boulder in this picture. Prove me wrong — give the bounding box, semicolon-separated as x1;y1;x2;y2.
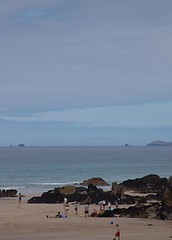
80;177;109;186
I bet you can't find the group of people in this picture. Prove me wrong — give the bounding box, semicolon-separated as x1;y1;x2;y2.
18;192;120;239
46;197;120;239
98;199;119;211
64;198;121;239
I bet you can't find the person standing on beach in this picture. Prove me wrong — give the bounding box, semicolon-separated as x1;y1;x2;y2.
64;201;69;217
86;196;91;205
108;201;112;210
18;193;22;204
84;204;89;217
99;200;103;211
102;199;106;210
114;224;120;240
64;197;68;206
74;201;78;214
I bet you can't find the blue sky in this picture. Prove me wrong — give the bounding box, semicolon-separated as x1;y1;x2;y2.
1;0;172;146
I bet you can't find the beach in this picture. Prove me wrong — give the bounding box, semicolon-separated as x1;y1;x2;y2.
0;195;171;240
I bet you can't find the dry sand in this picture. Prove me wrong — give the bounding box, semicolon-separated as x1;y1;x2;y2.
0;195;171;240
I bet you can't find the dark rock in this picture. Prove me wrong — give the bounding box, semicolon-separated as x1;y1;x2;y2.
80;177;109;186
158;186;172;219
27;175;172;221
28;186;89;204
169;176;172;187
0;189;17;197
112;203;161;219
125;205;148;218
115;202;172;220
98;210;114;217
28;183;118;205
121;195;136;205
162;186;172;207
18;144;25;147
137;198;147;204
112;182;125;199
120;174;169;193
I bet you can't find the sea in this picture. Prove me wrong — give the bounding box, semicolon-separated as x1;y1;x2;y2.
0;146;172;194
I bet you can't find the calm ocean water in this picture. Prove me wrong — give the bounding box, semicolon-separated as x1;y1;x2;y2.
0;146;172;194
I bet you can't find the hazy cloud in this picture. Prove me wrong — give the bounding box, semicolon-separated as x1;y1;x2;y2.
1;101;172;128
1;0;172;145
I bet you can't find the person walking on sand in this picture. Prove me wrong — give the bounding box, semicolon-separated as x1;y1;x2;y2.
113;224;120;240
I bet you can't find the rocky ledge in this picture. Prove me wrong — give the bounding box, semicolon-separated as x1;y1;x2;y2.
27;174;172;220
0;189;17;197
120;174;169;194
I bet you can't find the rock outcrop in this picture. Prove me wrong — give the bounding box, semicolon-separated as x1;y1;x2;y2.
28;184;121;204
80;177;109;186
0;189;17;197
112;182;125;199
27;174;172;220
112;203;162;219
120;174;168;194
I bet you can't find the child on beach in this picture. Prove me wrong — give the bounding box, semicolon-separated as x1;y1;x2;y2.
91;208;98;217
113;224;120;240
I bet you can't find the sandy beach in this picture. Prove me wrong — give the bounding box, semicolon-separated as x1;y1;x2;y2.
0;194;171;240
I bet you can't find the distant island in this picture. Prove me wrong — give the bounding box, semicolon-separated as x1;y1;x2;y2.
147;141;172;146
18;144;25;147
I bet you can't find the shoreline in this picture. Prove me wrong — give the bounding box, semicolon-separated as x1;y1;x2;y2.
0;184;112;195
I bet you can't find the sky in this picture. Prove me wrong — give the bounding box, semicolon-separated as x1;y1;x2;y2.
1;0;172;146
